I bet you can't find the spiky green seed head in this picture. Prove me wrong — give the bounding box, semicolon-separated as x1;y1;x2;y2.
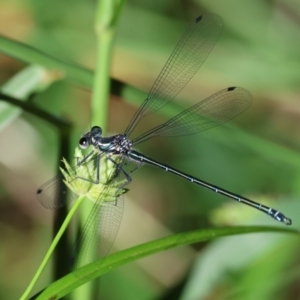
60;148;128;204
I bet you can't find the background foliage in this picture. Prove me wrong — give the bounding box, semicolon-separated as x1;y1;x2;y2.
0;0;299;299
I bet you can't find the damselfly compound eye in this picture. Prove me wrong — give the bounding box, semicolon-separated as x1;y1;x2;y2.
79;137;89;149
91;126;102;136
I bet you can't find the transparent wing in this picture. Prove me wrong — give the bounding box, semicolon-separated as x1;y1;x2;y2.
70;193;124;270
36;151;103;209
124;14;223;137
36;174;75;209
132;87;252;145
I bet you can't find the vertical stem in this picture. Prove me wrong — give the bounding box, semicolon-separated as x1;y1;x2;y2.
91;0;116;129
74;1;124;299
91;0;125;127
91;31;114;130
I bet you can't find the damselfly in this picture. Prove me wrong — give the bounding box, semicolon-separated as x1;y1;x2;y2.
37;14;292;269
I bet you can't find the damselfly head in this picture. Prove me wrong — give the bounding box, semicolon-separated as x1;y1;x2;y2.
79;126;103;149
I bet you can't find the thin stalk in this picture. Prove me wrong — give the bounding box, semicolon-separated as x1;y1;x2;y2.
91;30;114;130
20;195;86;300
74;1;122;299
91;0;116;128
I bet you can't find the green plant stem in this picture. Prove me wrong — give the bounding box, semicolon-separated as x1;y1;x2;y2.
91;29;114;129
91;0;117;128
20;195;86;300
73;1;122;299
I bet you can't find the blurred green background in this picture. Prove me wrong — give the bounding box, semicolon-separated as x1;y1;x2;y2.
0;0;300;299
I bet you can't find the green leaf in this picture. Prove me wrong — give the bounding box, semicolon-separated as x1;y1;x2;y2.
0;35;92;87
34;226;298;300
